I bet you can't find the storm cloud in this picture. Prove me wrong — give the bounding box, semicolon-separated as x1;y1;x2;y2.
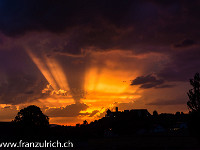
0;0;200;54
0;46;48;104
130;74;174;89
0;0;199;111
173;39;197;48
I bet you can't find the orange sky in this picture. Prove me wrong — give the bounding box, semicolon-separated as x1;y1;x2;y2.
0;47;189;126
0;0;198;125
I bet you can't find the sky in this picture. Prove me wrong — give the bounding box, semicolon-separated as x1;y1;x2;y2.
0;0;200;125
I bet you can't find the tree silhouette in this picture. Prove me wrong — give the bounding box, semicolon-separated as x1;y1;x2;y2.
187;73;200;112
187;73;200;138
13;105;49;128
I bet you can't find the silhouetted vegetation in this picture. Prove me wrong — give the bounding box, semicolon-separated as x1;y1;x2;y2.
1;77;200;150
0;104;198;149
13;105;49;128
187;73;200;138
187;73;200;112
1;74;200;149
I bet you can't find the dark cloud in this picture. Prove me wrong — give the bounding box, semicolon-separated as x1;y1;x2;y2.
0;0;133;36
45;103;88;117
130;74;170;89
0;0;200;107
158;47;200;82
130;74;161;85
0;0;200;55
130;74;176;89
0;48;47;104
173;39;197;48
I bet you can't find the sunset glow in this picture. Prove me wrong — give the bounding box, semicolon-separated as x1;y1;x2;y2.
0;0;198;126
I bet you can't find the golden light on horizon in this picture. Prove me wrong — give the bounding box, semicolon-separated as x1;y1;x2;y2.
25;49;143;125
0;0;194;130
2;47;183;126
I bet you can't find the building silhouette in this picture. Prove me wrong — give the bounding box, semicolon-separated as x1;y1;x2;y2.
105;107;151;118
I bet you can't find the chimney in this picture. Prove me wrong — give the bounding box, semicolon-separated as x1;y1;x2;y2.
116;107;118;112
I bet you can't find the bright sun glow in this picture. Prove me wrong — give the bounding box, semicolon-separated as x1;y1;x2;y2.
26;49;141;125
